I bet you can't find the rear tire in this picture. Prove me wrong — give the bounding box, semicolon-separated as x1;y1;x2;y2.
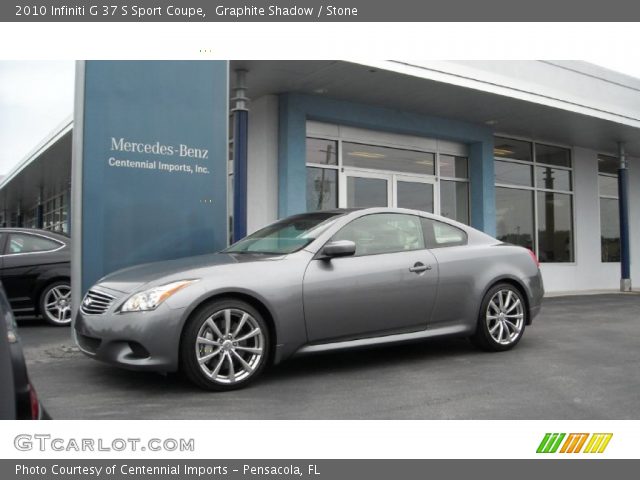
39;281;72;326
471;283;526;352
180;299;270;391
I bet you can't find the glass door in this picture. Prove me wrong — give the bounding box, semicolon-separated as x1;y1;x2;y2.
341;170;437;213
342;170;392;208
395;175;437;213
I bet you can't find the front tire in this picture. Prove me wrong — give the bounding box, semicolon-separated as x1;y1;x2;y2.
40;281;72;326
180;299;270;391
471;283;526;352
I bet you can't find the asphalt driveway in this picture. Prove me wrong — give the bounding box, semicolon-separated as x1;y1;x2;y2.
16;293;640;419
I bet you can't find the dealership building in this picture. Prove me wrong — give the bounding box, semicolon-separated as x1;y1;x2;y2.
1;60;639;293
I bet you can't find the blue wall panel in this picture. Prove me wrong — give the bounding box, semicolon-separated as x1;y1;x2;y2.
81;61;228;293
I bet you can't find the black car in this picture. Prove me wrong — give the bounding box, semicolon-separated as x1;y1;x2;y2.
0;229;71;326
0;282;48;419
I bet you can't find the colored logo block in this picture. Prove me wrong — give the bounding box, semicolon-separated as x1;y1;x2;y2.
537;433;612;453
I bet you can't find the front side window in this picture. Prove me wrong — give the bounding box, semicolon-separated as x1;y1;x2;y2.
332;214;425;256
6;233;61;254
598;154;620;262
494;137;573;262
225;212;342;255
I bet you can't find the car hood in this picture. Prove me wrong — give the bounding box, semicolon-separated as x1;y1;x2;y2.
94;252;283;293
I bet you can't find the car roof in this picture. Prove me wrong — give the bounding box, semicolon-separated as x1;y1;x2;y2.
290;207;473;229
337;207;462;223
0;228;70;241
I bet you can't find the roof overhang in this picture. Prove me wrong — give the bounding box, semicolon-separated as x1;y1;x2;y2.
231;60;640;157
0;118;72;212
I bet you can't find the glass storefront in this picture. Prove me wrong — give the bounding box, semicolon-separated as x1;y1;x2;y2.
306;167;338;211
305;125;469;224
43;191;68;233
494;137;574;262
495;187;535;251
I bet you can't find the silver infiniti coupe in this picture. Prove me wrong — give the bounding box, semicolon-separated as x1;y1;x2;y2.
74;208;544;391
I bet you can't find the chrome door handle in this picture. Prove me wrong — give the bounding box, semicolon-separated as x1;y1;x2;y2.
409;263;431;273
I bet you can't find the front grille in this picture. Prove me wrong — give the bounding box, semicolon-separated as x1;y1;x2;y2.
80;289;115;315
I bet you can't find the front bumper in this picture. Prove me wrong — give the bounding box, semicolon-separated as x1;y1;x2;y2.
74;288;185;373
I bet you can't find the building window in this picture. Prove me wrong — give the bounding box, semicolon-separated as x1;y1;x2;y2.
307;167;338;211
495;187;535;251
598;154;620;262
23;207;38;229
306;138;339;212
43;191;68;233
342;142;435;175
305;133;469;224
439;154;469;224
494;137;574;262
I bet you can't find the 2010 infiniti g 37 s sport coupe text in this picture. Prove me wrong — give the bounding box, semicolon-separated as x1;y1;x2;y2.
74;208;544;391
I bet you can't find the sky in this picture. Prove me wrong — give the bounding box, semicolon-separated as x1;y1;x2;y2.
0;61;74;175
0;59;639;177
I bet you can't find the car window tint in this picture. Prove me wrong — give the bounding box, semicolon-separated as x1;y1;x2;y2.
7;233;60;254
421;218;467;248
225;213;341;254
332;214;425;256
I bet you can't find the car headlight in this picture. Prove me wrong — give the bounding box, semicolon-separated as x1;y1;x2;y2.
120;279;198;313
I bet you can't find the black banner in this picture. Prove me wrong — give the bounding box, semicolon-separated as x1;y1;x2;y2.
5;0;640;22
3;459;640;480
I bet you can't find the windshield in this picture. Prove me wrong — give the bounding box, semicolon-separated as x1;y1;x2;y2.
225;212;343;255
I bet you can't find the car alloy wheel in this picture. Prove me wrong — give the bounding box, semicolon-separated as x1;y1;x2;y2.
41;282;72;326
471;283;526;352
485;289;524;345
181;300;270;391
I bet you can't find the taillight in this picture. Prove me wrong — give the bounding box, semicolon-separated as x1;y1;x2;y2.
28;384;40;420
527;249;540;268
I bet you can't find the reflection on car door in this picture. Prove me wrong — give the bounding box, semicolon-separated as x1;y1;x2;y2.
303;213;438;343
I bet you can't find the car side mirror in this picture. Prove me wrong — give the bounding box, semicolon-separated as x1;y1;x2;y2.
322;240;356;259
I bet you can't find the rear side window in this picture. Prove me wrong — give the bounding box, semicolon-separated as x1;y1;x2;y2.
6;233;61;254
421;218;467;248
332;213;425;256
